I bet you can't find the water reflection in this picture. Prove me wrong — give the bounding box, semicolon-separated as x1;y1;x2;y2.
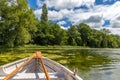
80;49;120;80
42;49;120;80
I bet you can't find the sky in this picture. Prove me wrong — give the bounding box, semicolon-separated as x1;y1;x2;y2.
28;0;120;35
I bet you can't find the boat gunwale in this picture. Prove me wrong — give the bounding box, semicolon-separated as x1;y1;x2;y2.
43;57;82;80
0;57;83;80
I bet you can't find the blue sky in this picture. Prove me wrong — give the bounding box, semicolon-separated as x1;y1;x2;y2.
28;0;120;35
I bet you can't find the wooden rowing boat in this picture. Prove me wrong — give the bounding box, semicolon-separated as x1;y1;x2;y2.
0;52;83;80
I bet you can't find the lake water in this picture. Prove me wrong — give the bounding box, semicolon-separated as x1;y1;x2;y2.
41;48;120;80
0;48;120;80
35;48;120;80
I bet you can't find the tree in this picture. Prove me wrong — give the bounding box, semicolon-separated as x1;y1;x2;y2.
0;0;37;47
41;4;48;22
67;25;81;46
0;0;8;45
77;23;92;46
34;3;68;45
33;4;50;45
34;20;68;45
49;22;67;45
100;29;110;48
89;29;103;47
100;28;110;35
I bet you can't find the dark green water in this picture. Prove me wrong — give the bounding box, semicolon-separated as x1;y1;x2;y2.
0;48;120;80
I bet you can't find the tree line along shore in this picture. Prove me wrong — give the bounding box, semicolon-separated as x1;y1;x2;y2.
0;0;120;48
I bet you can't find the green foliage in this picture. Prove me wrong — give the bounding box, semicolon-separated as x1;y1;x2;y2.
66;23;120;48
41;4;48;22
0;2;120;48
77;23;92;46
67;25;81;46
0;0;37;47
34;20;67;45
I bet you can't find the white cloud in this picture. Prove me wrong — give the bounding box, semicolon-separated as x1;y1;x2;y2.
45;0;82;9
37;0;44;8
34;8;74;21
34;0;120;35
99;1;120;29
60;26;69;30
82;0;95;7
110;19;120;28
74;1;120;31
102;2;120;20
48;10;63;20
70;10;104;28
84;15;102;23
34;9;42;20
57;21;66;26
34;9;42;16
60;9;74;17
110;28;120;35
78;15;103;28
45;0;95;10
48;9;74;20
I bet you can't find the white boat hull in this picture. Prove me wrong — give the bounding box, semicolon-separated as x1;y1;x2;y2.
0;57;83;80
